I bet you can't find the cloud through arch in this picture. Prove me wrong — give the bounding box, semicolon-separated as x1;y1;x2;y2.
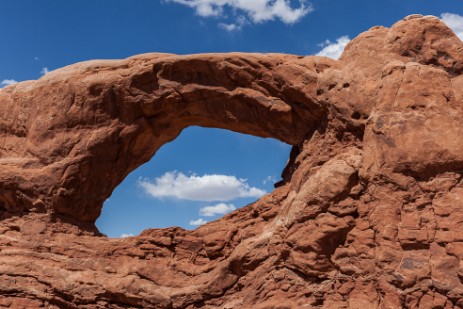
138;171;266;202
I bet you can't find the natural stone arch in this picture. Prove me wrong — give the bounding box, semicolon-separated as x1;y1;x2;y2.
0;53;331;225
1;15;463;308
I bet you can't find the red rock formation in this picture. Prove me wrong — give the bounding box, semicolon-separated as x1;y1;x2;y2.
0;15;462;308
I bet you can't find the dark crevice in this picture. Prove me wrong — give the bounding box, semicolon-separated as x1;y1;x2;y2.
422;50;463;77
276;144;301;188
397;162;463;182
98;291;157;308
351;111;361;119
400;242;431;251
318;223;356;261
285;266;332;284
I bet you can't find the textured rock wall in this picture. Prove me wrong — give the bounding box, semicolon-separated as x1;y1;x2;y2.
0;15;462;308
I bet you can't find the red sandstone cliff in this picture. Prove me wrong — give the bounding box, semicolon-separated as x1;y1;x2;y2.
0;15;462;308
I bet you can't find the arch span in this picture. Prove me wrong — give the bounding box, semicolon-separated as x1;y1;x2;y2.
0;53;331;224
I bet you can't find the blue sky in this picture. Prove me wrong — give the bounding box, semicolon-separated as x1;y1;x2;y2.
1;1;462;237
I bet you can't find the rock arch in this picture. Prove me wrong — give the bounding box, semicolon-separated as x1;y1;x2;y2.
0;53;329;224
1;15;463;308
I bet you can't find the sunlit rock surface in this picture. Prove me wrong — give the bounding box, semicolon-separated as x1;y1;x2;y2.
0;15;462;308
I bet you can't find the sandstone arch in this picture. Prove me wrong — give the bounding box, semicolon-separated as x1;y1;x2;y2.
1;15;463;308
0;53;330;224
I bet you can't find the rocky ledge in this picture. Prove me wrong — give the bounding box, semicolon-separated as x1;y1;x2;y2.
0;15;463;308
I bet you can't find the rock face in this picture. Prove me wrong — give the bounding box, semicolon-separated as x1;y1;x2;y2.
0;15;462;308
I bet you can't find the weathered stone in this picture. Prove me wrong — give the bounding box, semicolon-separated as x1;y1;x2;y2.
0;15;462;308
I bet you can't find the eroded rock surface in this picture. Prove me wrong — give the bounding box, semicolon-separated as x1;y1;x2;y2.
0;15;463;308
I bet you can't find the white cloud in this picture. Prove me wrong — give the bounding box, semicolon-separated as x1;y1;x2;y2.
121;233;134;238
219;15;247;31
138;171;266;201
41;67;49;75
199;203;236;217
316;35;351;60
189;218;207;226
0;79;18;88
440;13;463;40
166;0;312;28
263;175;278;185
219;23;240;31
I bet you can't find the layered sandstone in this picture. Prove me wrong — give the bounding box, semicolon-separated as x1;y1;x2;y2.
0;15;462;308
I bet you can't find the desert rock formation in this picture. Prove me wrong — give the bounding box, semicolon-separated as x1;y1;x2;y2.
0;15;463;308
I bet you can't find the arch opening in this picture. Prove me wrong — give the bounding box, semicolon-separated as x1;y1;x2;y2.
0;53;328;228
96;126;291;238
